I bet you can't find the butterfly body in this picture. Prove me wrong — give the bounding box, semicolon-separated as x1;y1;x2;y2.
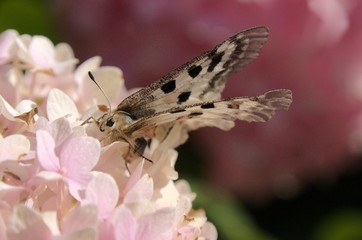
96;26;292;162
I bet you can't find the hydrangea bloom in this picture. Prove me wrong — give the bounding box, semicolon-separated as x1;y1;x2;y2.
0;30;217;239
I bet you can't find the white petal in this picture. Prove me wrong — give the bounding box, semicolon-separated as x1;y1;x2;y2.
41;211;59;235
200;222;218;240
74;56;102;86
84;172;119;219
121;159;144;197
61;204;98;234
54;227;97;240
7;205;52;240
36;130;60;171
83;67;124;105
54;42;75;62
0;212;6;240
0;95;20;120
15;100;37;114
0;29;18;63
50;118;72;145
0;134;30;161
123;174;153;205
47;89;78;122
112;206;137;240
136;208;175;240
36;171;63;181
28;35;55;69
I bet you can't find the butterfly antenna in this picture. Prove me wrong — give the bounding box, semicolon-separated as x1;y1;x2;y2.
88;71;112;113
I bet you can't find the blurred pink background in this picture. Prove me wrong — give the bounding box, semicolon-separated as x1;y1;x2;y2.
53;0;362;202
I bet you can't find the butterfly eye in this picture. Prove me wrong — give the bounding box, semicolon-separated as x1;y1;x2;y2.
106;117;115;127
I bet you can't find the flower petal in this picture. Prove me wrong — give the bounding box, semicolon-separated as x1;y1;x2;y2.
36;130;60;171
54;227;97;240
200;222;218;240
7;205;52;240
0;182;24;206
123;174;153;205
47;89;79;122
28;35;56;69
0;134;30;161
59;136;100;197
61;204;98;234
136;208;175;240
84;172;119;219
60;136;100;175
50;118;72;146
112;206;137;240
0;29;18;63
36;171;63;181
74;56;101;86
0;95;20;120
82;67;124;106
121;159;144;197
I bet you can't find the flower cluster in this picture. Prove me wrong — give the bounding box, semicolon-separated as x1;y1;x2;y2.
0;30;216;239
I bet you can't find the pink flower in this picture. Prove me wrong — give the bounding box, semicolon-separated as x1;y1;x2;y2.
5;204;98;239
0;29;18;64
36;126;100;199
82;172;119;219
112;206;175;240
6;205;54;239
16;34;78;75
0;30;217;239
0;134;30;162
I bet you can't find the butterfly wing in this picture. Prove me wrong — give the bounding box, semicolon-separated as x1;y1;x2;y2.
125;89;292;139
117;26;269;119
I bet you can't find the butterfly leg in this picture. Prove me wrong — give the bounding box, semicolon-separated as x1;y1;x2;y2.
123;138;153;174
80;116;98;126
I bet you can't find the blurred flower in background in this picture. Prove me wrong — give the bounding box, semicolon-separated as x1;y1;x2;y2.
52;0;362;201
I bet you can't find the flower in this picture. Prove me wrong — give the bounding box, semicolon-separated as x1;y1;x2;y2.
0;30;217;239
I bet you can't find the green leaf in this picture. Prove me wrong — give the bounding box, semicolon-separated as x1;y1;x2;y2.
189;179;275;240
312;209;362;240
0;0;55;38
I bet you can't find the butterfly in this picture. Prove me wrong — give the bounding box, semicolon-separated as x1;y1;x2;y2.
93;26;292;162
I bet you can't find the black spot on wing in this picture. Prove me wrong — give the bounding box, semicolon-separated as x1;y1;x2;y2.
201;103;215;109
189;112;203;117
178;91;191;104
227;103;239;109
170;109;186;114
161;80;176;93
188;65;202;78
208;52;224;72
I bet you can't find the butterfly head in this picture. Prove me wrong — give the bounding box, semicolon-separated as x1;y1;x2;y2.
98;111;134;133
98;113;114;132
